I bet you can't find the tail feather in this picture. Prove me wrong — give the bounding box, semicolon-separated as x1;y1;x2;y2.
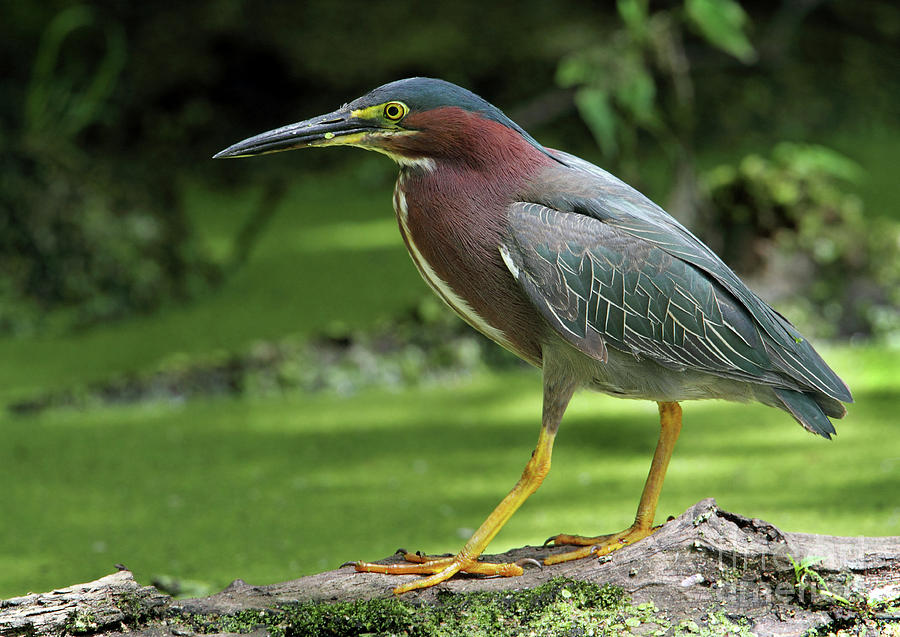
774;387;838;439
813;393;847;419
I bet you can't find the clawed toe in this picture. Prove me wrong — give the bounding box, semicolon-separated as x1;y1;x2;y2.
543;524;657;565
516;557;542;570
350;549;531;593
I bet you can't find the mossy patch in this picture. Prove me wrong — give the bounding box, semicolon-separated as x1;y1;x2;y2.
174;578;672;637
65;610;98;635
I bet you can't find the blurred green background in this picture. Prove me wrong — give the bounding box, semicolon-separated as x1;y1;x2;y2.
1;0;898;599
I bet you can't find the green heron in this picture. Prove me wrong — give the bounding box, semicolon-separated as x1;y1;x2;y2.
216;77;852;594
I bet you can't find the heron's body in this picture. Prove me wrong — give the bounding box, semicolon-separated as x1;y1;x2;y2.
217;77;852;594
392;123;846;427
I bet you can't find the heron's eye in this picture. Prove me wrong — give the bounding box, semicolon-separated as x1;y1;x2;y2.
383;102;407;121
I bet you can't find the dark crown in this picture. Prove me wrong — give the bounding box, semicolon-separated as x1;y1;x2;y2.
349;77;544;150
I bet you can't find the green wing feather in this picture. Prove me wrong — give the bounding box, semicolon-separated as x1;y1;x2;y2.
503;202;791;388
523;149;852;404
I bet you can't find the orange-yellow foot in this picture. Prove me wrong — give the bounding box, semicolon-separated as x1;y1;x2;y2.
543;522;658;565
349;550;540;594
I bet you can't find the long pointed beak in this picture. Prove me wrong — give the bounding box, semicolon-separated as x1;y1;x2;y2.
213;108;373;158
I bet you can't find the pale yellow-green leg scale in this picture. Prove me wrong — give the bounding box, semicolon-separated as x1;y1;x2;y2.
353;369;577;594
353;425;557;593
544;401;682;564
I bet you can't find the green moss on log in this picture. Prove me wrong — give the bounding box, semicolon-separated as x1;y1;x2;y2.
174;577;676;637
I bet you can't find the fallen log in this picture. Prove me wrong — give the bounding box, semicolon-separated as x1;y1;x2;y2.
2;500;898;637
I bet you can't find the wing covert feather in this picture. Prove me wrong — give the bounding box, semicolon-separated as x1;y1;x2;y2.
502;203;789;387
527;150;852;402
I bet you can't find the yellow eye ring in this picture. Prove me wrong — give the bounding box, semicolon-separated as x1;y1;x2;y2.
383;101;407;121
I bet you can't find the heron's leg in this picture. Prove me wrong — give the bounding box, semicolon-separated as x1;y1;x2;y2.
544;401;682;564
352;370;577;594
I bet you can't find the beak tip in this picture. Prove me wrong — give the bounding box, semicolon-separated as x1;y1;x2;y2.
214;108;353;160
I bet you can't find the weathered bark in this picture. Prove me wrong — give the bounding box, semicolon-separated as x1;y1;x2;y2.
2;500;898;637
0;567;168;637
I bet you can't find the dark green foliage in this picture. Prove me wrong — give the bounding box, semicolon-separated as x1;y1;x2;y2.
557;0;715;161
702;144;900;338
0;6;218;334
0;147;217;333
1;2;897;339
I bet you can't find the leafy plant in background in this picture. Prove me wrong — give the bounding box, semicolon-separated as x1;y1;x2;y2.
23;6;126;148
557;0;899;341
0;6;217;334
702;143;900;339
556;0;756;226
